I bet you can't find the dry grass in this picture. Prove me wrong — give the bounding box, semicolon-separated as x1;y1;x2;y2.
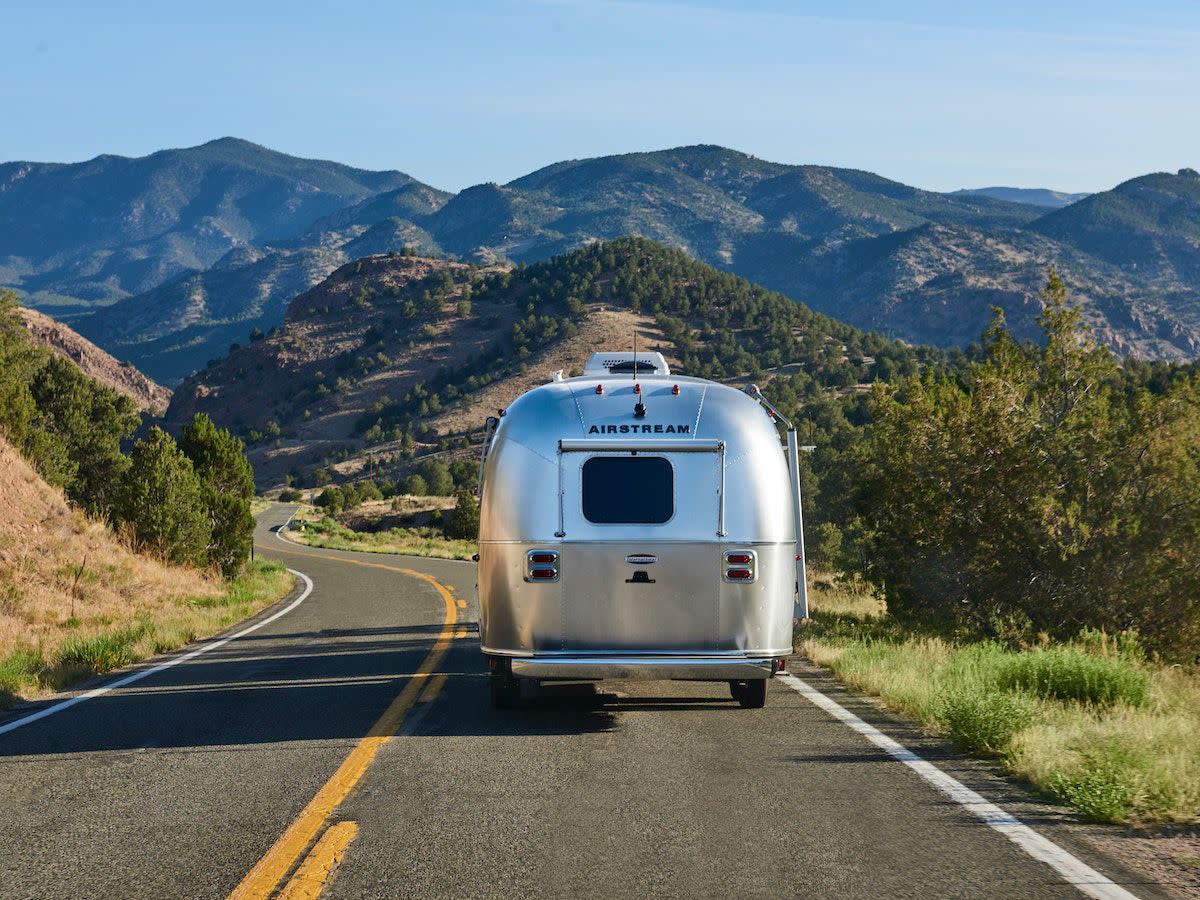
0;437;294;707
797;573;1200;824
287;505;475;561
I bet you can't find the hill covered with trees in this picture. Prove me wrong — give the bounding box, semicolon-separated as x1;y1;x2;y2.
167;238;940;488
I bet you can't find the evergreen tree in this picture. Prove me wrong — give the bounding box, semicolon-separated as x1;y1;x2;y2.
28;354;140;518
443;488;480;540
118;428;210;567
178;414;256;578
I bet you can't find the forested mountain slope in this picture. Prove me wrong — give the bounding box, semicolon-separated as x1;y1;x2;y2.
167;238;939;487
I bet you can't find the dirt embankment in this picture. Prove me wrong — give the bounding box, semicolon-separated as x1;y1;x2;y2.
18;307;172;414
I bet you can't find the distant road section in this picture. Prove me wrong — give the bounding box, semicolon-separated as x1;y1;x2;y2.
0;506;1163;898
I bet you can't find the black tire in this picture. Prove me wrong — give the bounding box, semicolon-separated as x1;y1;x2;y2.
728;680;745;702
737;678;767;709
490;672;520;709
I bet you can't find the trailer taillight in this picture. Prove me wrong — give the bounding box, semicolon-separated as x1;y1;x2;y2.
595;384;604;394
672;384;680;395
723;549;757;583
526;549;560;582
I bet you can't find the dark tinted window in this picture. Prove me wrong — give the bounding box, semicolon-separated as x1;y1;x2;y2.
607;361;659;374
582;456;673;524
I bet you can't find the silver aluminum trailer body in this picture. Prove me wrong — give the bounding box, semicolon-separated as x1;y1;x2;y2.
477;353;800;706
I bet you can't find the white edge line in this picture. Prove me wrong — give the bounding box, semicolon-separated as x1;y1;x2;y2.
776;673;1140;900
0;568;314;737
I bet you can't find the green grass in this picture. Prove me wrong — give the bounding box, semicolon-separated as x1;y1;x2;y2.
0;560;292;709
798;576;1200;825
289;511;476;561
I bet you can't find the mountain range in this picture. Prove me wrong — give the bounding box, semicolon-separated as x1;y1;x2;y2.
3;139;1199;382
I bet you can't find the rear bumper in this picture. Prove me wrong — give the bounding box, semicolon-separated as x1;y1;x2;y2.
507;655;778;681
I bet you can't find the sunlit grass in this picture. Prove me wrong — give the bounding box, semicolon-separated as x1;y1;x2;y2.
797;574;1200;824
0;561;293;708
287;508;476;561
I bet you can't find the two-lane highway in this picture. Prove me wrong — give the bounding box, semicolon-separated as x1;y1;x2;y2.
0;506;1164;898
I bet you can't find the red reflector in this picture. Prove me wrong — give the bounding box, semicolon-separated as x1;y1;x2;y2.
672;384;680;395
634;383;641;394
725;553;752;565
530;567;557;579
595;384;604;394
726;568;753;580
530;552;557;564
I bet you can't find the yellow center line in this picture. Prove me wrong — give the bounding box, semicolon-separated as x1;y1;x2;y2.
229;539;459;900
276;821;359;900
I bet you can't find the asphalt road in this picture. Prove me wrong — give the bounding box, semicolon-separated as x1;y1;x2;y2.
0;505;1168;899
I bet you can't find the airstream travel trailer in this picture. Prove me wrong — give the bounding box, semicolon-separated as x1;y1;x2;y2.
476;351;809;709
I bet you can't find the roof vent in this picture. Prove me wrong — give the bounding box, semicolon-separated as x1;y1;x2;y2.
583;351;670;377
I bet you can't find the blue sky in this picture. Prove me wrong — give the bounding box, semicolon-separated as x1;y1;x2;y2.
4;0;1198;193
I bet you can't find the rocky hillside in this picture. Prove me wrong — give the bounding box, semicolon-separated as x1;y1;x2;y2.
17;307;171;414
167;239;938;488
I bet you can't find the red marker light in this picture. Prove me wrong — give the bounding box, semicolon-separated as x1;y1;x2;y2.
634;383;641;394
726;568;753;580
530;567;558;579
595;384;604;394
530;552;558;564
672;384;680;395
726;553;752;565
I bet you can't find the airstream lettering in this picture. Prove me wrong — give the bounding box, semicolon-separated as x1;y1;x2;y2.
477;351;808;709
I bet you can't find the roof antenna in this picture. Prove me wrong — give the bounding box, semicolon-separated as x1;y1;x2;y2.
632;328;647;418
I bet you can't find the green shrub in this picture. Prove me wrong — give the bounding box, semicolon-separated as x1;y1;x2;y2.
998;649;1148;708
417;459;453;495
117;428;210;567
936;686;1034;754
1045;743;1142;822
402;474;429;496
443;489;480;540
0;648;44;703
57;624;148;673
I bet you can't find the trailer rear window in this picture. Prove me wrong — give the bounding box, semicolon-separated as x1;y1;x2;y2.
582;456;673;524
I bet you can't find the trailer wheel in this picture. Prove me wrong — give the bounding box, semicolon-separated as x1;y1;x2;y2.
488;658;520;709
728;680;745;702
737;678;767;709
490;672;521;708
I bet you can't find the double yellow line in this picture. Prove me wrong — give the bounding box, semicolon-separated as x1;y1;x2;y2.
230;544;460;899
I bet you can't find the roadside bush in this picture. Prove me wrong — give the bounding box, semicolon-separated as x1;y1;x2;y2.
57;624;148;674
858;272;1200;658
1044;742;1143;822
936;686;1035;754
178;414;255;578
997;649;1149;708
316;486;345;512
117;428;210;567
278;488;302;503
443;488;480;540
